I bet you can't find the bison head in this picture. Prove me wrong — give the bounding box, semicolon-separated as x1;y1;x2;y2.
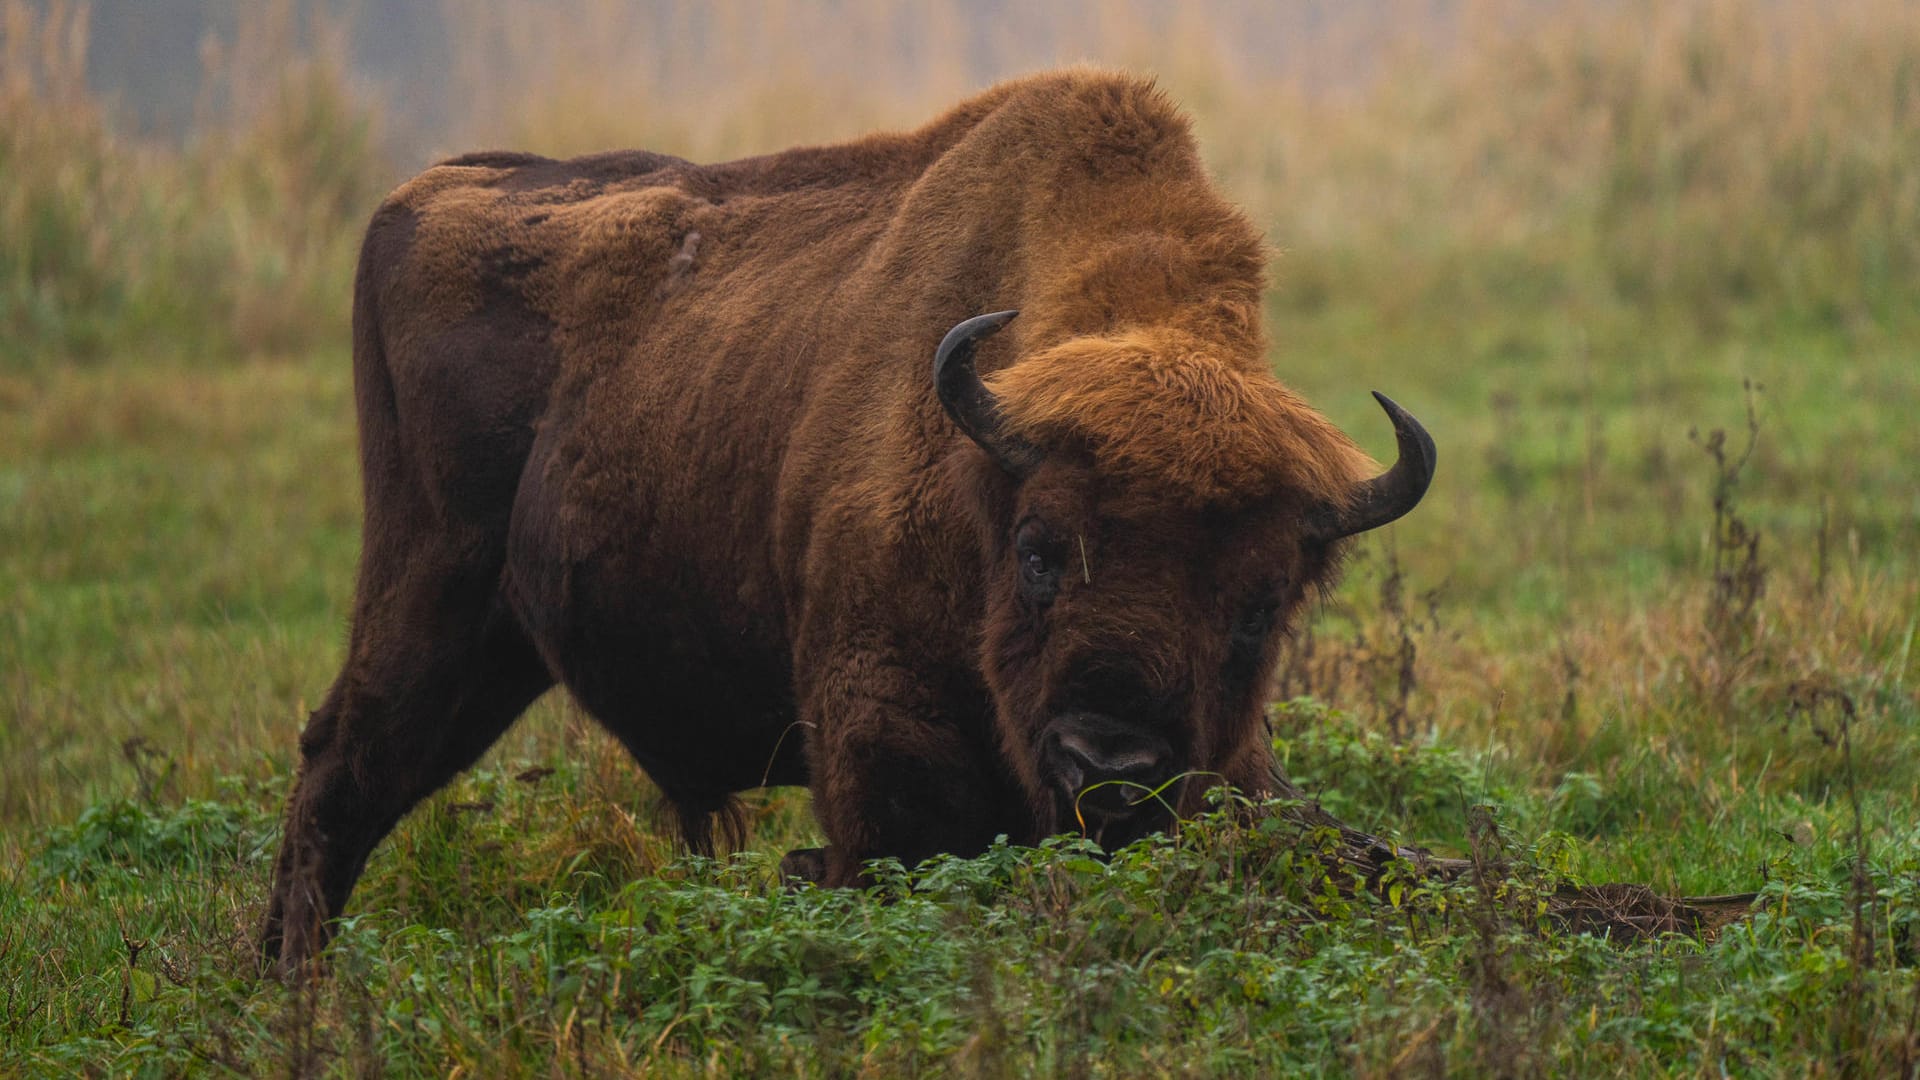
935;310;1434;846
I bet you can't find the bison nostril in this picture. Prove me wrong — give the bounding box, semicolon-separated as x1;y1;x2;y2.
1059;733;1162;779
1053;750;1085;795
1041;716;1176;826
1049;726;1173;800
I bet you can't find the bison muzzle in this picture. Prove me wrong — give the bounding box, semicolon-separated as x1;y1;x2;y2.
260;70;1435;976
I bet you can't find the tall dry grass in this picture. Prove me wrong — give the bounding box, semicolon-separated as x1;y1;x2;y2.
5;0;1919;363
0;0;385;367
445;0;1920;339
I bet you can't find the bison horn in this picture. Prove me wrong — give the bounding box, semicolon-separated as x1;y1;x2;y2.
934;310;1044;477
1321;392;1436;540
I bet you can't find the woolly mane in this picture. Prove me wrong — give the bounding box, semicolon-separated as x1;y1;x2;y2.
908;70;1377;510
985;328;1376;508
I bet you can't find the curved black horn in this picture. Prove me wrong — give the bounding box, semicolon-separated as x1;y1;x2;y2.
933;310;1043;477
1322;392;1436;540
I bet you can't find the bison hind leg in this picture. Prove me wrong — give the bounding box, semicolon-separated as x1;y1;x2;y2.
661;788;749;857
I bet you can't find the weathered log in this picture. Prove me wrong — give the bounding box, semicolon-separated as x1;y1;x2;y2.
1265;773;1759;943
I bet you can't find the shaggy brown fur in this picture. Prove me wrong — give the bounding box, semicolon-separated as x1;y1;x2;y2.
260;68;1422;974
989;328;1374;506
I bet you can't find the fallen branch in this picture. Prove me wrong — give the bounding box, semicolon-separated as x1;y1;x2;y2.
1266;772;1759;943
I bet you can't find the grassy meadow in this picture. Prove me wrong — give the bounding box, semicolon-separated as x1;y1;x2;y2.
3;0;1919;1074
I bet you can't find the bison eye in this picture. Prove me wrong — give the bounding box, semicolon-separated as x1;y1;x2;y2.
1014;522;1062;603
1232;601;1279;647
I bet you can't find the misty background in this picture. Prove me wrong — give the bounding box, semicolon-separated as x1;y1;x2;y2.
81;0;1456;163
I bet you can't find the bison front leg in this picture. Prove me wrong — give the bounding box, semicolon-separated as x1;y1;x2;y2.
798;666;1026;887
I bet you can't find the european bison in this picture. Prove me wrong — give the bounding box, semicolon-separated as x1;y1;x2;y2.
261;69;1434;973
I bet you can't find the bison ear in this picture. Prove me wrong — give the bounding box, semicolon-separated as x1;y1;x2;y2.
933;310;1044;478
1317;392;1436;541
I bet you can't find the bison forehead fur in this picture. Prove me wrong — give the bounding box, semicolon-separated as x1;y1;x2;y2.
260;68;1431;974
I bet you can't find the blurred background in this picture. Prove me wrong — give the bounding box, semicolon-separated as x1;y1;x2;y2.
3;0;1916;848
13;0;1920;370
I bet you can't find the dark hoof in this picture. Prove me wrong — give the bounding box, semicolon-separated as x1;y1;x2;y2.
779;846;828;885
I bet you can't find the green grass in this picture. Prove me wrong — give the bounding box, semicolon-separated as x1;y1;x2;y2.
2;312;1916;1074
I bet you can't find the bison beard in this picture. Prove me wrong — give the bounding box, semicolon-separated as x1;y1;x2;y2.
262;69;1468;976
